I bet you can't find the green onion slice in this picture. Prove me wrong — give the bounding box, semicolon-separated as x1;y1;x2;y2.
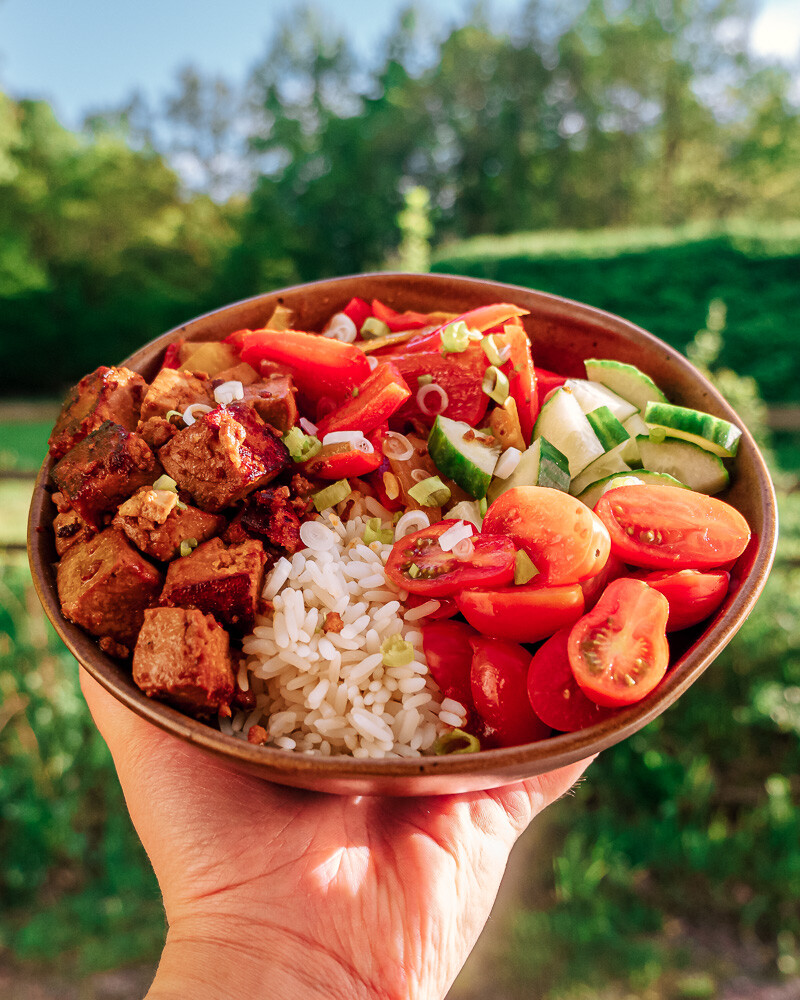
407;563;421;579
179;537;199;558
165;410;183;424
514;549;539;585
482;365;510;404
417;374;434;387
408;475;452;507
363;517;394;545
152;474;179;492
312;479;352;512
381;634;414;667
433;729;481;755
283;426;322;463
440;320;472;354
360;317;391;339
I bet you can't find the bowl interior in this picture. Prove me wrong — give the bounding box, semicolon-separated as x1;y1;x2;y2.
28;272;778;795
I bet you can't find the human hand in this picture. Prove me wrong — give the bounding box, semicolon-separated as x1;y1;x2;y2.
81;670;593;1000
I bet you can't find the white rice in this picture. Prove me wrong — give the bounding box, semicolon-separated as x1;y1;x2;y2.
232;509;452;758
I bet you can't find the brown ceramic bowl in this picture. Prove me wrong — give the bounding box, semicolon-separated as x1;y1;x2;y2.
28;272;778;796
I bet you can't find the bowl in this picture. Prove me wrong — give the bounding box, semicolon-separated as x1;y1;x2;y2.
28;272;778;796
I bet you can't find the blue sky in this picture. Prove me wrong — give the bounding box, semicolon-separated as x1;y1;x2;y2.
1;0;798;130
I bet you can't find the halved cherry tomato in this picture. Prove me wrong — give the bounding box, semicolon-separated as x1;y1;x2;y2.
422;621;478;711
238;329;371;401
316;363;411;437
470;636;551;747
371;300;432;332
384;520;516;597
455;579;585;643
628;568;730;632
527;627;616;732
388;342;490;427
594;485;751;570
568;577;670;708
580;554;626;610
495;319;538;444
407;593;459;620
483;486;610;585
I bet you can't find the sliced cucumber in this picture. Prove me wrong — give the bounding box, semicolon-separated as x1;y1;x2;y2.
487;437;570;503
428;415;501;499
584;358;668;413
644;402;742;458
635;436;729;495
569;447;630;497
620;412;649;466
585;406;630;453
533;388;605;476
446;499;484;529
576;470;687;510
563;378;638;422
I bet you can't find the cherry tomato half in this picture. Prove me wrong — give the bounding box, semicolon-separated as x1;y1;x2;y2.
594;485;751;570
455;579;585;643
527;627;617;732
628;568;730;632
567;577;670;708
482;486;610;585
470;636;551;747
384;520;516;597
580;554;626;610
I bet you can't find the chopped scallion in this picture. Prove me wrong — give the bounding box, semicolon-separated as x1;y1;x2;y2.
481;334;504;367
482;365;510;404
440;320;472;354
433;729;481;755
152;474;178;492
165;410;183;424
179;537;199;558
417;374;434;387
478;497;488;517
514;549;539;585
312;479;352;512
283;426;321;463
363;517;394;545
381;634;414;667
408;475;452;507
408;563;421;579
360;317;390;339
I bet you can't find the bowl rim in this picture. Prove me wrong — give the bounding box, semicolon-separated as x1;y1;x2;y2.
28;271;779;793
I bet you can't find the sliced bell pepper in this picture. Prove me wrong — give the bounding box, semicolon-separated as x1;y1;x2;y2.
316;362;411;438
534;366;568;403
387;302;530;355
371;300;432;332
389;342;490;427
494;319;538;444
162;340;183;369
342;297;372;331
301;428;384;480
237;329;371;402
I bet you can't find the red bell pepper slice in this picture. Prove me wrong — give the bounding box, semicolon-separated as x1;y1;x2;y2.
342;297;372;332
316;362;411;437
534;367;568;403
495;320;538;444
371;300;432;332
237;329;371;402
162;340;183;369
389;302;529;355
301;428;384;480
389;342;490;427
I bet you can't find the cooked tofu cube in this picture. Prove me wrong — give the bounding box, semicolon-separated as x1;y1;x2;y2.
237;487;303;554
137;368;214;449
53;507;95;556
49;366;148;460
242;374;298;433
158;403;290;512
113;487;226;561
212;361;260;387
51;422;160;530
160;537;267;632
132;607;234;715
56;527;163;649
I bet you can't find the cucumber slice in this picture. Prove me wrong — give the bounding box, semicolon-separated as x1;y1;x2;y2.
585;406;630;453
584;359;668;413
563;378;638;422
446;499;484;529
644;402;742;458
533;388;605;476
620;412;649;466
428;415;501;499
569;447;631;497
635;436;729;495
487;437;570;503
576;470;687;510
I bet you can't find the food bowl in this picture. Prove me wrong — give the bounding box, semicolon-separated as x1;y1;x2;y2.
28;272;778;795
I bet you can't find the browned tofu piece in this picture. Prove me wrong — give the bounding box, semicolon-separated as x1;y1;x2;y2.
56;528;163;649
49;366;148;460
158;403;290;513
137;368;214;449
53;507;95;556
51;422;160;530
242;374;298;433
132;607;234;715
178;340;239;376
212;361;260;386
237;486;303;554
113;487;226;561
160;537;267;632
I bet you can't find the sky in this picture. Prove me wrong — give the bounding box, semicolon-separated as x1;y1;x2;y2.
0;0;798;130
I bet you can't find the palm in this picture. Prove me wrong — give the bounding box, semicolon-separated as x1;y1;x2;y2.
82;672;590;998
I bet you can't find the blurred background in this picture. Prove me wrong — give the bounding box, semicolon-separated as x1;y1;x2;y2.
1;0;799;997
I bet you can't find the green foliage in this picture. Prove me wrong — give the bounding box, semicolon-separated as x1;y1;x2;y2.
434;224;800;402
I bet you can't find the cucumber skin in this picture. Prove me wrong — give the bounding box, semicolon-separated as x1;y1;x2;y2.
533;388;605;476
486;438;570;504
428;416;498;499
635;436;729;495
576;471;687;509
584;358;668;411
644;401;742;458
